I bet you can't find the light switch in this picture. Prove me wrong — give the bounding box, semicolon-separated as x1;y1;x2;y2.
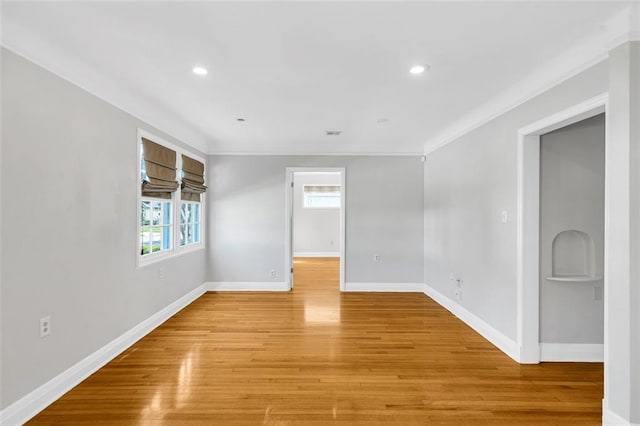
501;210;508;224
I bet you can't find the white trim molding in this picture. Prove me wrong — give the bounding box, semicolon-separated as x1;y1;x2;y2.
210;151;424;157
344;282;424;292
603;400;638;426
0;284;206;426
423;283;520;363
293;252;340;258
285;167;346;292
540;343;604;362
516;93;608;365
205;282;290;292
423;6;636;156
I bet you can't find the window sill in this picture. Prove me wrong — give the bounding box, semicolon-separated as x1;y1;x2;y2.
137;244;205;269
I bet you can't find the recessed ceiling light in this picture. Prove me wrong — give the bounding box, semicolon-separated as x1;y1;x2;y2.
192;66;208;76
236;118;246;122
326;130;342;136
409;65;428;75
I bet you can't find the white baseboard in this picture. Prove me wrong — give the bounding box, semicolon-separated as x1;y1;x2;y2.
205;281;290;292
0;284;207;426
603;399;637;425
343;282;424;292
423;283;520;362
540;343;604;362
294;252;340;258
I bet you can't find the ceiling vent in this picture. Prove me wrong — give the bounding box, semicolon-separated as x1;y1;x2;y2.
325;130;342;136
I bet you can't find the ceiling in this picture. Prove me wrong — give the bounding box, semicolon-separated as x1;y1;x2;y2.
1;1;636;155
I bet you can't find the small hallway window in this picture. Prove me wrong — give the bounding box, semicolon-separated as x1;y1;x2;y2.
303;185;341;208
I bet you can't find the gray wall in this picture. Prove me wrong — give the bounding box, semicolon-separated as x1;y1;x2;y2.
293;173;341;255
0;49;206;409
208;155;424;284
424;59;608;341
539;114;605;344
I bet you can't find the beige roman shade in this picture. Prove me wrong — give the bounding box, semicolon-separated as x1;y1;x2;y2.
141;138;179;199
181;155;207;202
303;185;340;193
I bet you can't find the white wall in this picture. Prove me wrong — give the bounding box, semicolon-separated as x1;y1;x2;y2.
0;49;207;410
539;114;605;345
293;173;340;256
207;155;424;285
630;41;640;426
606;41;640;424
0;6;4;410
424;58;608;342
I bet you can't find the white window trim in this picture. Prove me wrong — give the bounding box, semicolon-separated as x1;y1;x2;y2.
137;129;206;268
302;184;341;209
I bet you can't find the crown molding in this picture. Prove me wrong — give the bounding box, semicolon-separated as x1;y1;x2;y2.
207;151;424;156
423;5;639;155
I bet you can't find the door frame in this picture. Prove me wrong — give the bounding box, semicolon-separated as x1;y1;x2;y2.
285;167;346;291
516;93;609;363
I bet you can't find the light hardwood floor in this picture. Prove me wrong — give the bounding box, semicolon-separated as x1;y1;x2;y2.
29;257;603;425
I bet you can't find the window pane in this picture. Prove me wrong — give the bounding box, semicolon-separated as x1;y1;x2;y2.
163;202;171;225
193;223;201;243
180;224;186;246
162;225;172;250
141;201;151;226
179;203;202;248
188;224;195;244
304;192;340;208
151;225;162;252
180;203;188;225
193;203;200;223
141;226;151;255
152;201;162;226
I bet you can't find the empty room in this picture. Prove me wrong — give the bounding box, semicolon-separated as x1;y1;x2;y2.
0;1;639;425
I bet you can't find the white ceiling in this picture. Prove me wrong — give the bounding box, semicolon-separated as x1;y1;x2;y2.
1;1;636;155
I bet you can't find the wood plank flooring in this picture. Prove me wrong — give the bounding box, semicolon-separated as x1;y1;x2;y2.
29;257;603;425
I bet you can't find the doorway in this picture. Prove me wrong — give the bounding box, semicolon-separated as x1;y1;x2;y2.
517;93;608;364
538;113;605;362
285;167;346;291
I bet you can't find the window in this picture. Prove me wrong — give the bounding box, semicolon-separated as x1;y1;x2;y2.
179;153;206;247
138;131;207;265
180;202;201;246
140;200;172;255
303;185;341;208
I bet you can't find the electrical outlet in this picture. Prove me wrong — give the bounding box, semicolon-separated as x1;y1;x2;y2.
270;269;277;278
159;267;165;280
40;316;51;338
373;254;381;263
456;278;463;288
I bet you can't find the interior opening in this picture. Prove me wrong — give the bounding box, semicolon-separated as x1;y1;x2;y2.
291;171;342;292
539;113;605;361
